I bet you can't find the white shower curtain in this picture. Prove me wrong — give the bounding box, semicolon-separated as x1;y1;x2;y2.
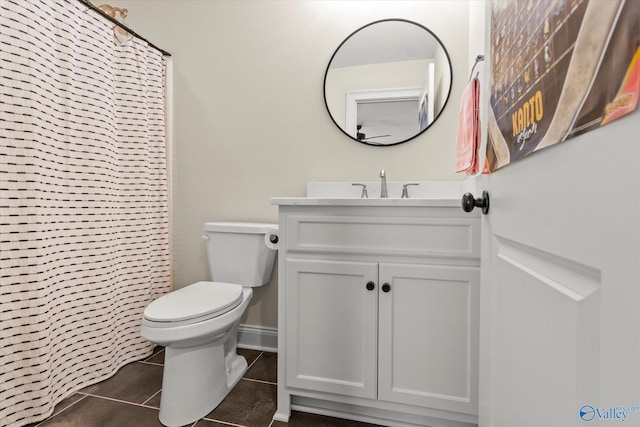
0;1;171;425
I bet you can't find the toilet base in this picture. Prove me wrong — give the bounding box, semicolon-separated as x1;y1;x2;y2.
158;327;247;427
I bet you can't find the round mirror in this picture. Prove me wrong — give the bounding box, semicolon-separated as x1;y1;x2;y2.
324;19;453;146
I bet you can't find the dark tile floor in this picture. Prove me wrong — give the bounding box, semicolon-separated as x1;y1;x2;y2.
28;347;379;427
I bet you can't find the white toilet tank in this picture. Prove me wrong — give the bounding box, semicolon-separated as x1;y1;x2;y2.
203;222;277;287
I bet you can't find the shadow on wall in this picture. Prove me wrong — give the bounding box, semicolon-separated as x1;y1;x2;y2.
171;69;220;290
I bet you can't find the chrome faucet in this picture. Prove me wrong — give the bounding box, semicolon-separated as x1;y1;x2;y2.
352;183;368;198
401;183;419;198
380;169;388;198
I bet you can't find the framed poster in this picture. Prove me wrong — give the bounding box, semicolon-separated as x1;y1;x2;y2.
486;0;640;172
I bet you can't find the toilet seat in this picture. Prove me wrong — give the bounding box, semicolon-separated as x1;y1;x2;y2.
144;281;243;327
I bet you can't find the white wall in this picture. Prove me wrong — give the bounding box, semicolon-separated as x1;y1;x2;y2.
109;0;471;328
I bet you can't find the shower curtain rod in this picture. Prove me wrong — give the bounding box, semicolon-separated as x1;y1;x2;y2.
77;0;171;57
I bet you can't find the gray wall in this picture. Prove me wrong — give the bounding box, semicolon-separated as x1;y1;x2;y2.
109;0;472;328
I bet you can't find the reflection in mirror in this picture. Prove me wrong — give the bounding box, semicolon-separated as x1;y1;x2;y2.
324;19;452;146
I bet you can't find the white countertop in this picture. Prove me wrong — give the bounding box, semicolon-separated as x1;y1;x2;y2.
272;181;471;207
271;197;461;207
305;180;466;199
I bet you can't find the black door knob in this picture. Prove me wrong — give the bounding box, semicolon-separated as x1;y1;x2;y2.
461;191;490;215
366;281;375;291
269;234;279;244
381;283;391;293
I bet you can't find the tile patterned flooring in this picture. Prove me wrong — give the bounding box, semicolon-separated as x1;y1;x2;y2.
29;347;379;427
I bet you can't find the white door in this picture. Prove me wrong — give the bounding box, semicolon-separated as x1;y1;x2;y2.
476;100;640;425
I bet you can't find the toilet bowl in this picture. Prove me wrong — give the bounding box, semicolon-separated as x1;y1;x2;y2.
140;222;277;427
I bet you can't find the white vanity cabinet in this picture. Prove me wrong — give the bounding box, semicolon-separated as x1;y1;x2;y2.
272;200;480;427
285;258;379;399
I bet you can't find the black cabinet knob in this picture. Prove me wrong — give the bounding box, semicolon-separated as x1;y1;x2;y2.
269;234;279;244
382;283;391;293
461;191;490;215
366;281;375;291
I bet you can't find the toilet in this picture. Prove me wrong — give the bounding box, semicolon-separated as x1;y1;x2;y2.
141;222;277;427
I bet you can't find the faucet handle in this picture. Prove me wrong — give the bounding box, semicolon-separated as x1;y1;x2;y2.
352;183;368;198
401;183;419;198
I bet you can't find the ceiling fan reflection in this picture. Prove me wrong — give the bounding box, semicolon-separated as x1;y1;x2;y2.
356;124;391;142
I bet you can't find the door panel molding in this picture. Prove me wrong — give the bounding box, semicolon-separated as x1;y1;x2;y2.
495;235;601;301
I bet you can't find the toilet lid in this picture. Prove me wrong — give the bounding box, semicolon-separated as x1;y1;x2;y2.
144;281;243;323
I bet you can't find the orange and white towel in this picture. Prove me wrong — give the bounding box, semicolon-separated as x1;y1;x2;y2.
454;77;480;175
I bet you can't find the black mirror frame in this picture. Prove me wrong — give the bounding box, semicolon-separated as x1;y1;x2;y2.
323;18;453;147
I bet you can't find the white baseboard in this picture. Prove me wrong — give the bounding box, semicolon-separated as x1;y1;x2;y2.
237;324;278;353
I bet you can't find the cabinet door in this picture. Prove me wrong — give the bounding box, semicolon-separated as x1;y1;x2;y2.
285;259;378;399
378;263;479;415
